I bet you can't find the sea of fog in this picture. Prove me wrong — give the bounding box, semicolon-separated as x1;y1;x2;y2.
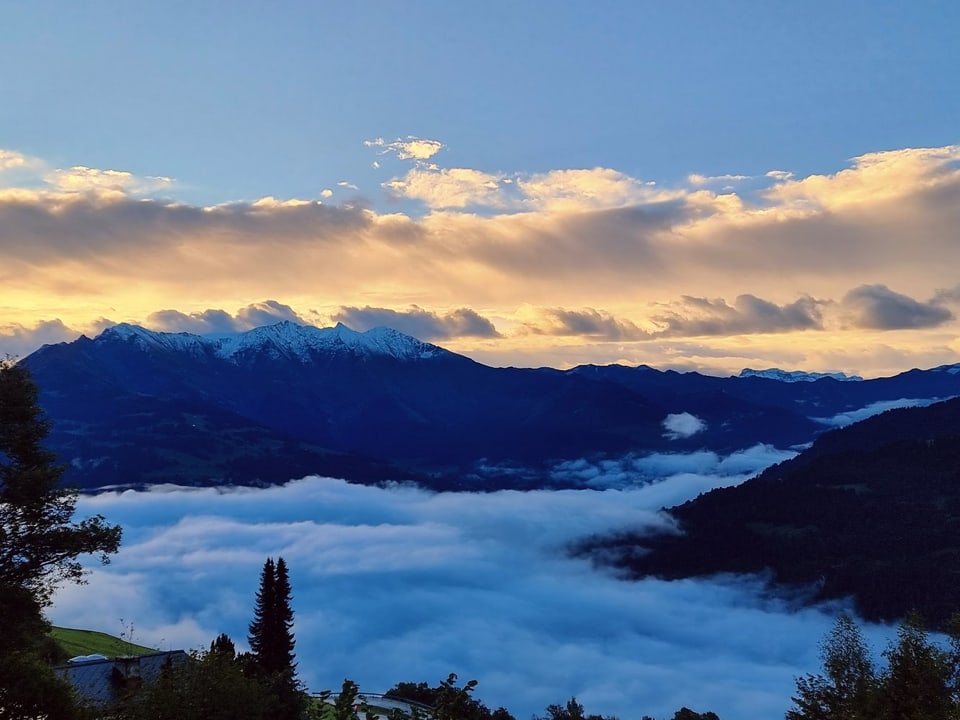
50;444;898;720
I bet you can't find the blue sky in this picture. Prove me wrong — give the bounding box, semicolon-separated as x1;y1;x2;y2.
2;2;959;375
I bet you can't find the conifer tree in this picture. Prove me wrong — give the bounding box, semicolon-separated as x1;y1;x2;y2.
247;556;301;719
248;557;277;669
273;556;297;673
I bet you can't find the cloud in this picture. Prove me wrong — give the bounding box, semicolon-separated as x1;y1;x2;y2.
841;284;953;330
384;167;509;209
551;445;796;490
332;305;500;340
651;295;825;336
4;144;960;378
0;319;84;359
812;397;952;427
662;412;706;440
49;461;892;720
764;145;960;212
688;173;750;186
0;148;36;172
146;301;308;335
365;136;446;161
44;166;173;198
384;166;674;213
523;308;647;340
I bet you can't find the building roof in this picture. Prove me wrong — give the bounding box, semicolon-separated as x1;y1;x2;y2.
55;651;188;705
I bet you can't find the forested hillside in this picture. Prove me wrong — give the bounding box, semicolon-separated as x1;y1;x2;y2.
578;397;960;624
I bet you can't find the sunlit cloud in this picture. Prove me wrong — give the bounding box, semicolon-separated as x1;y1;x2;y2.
0;148;37;172
688;172;750;186
650;295;825;336
3;144;960;376
365;136;446;161
45;166;173;198
522;308;647;340
332;305;500;340
146;301;308;335
0;319;84;358
841;284;953;330
384;167;509;209
763;145;960;212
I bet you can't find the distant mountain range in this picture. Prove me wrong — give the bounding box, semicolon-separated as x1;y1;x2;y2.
23;321;960;491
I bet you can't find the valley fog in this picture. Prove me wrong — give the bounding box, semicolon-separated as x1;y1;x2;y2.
50;447;895;720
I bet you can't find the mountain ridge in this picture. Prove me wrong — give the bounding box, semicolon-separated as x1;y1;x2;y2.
23;321;960;491
576;395;960;625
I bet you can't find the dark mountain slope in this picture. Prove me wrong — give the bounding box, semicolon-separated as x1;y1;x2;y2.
23;322;960;491
578;396;960;625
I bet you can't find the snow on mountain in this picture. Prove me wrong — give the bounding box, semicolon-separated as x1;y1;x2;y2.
97;321;449;363
931;363;960;375
100;323;210;355
738;368;863;383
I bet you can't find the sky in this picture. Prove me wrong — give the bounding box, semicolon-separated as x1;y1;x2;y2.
49;446;905;720
3;2;960;376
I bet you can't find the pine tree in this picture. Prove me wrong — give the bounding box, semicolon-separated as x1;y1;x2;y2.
246;556;301;720
248;557;277;669
273;557;297;673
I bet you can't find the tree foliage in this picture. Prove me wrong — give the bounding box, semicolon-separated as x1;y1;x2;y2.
386;675;515;720
787;612;960;720
0;359;121;602
247;556;301;719
118;645;277;720
0;360;121;719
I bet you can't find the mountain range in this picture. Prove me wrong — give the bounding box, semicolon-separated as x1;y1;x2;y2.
22;321;960;491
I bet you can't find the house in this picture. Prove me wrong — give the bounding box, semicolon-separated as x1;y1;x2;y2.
55;650;189;706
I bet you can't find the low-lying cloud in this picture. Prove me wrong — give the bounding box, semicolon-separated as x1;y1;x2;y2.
661;412;707;440
813;396;953;427
49;449;890;720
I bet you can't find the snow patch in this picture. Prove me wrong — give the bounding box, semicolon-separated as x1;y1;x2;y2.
738;368;863;382
97;321;446;363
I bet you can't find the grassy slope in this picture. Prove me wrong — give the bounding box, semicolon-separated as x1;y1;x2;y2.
52;626;157;659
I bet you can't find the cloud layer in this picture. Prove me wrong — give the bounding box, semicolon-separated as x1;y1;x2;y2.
3;144;960;376
49;451;896;720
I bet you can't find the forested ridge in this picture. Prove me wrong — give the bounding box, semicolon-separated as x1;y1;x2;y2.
580;397;960;624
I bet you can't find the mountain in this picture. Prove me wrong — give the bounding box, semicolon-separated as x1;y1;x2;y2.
577;396;960;625
22;322;960;491
738;367;863;382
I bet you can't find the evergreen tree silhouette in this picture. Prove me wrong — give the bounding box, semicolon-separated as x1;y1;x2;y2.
246;556;301;719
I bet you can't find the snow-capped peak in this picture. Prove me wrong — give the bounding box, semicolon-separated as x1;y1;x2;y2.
100;323;209;354
97;321;448;363
931;363;960;375
738;368;863;383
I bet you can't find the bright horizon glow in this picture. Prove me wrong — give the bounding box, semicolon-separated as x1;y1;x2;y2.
2;4;959;376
